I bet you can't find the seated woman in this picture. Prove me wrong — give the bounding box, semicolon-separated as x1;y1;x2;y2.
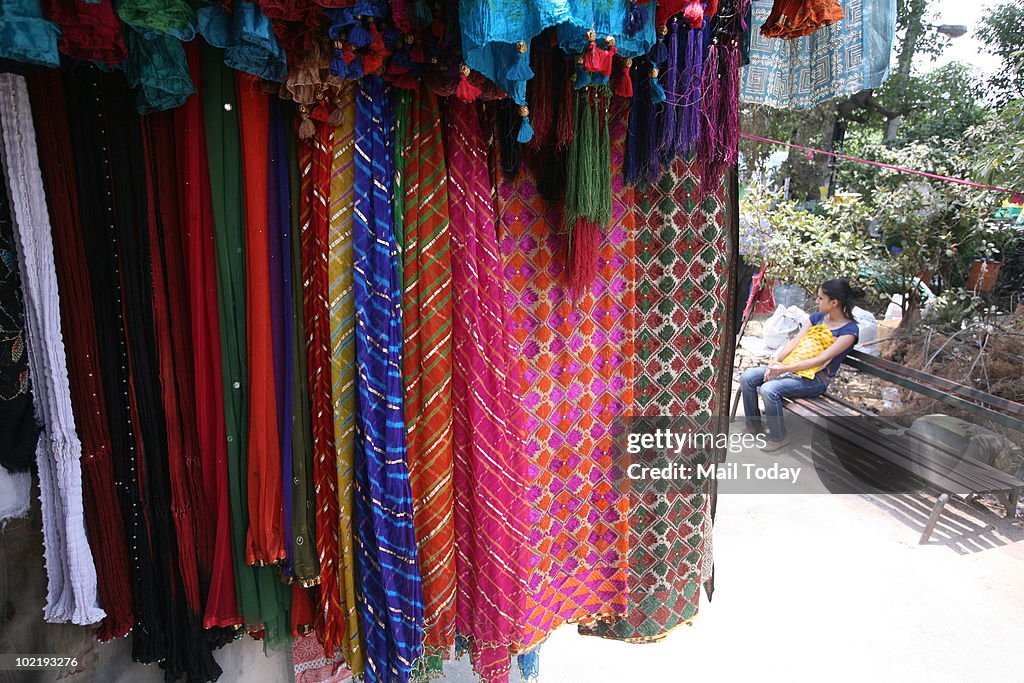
740;278;863;451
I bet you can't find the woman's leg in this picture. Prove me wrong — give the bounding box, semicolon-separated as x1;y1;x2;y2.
758;375;828;441
739;366;770;429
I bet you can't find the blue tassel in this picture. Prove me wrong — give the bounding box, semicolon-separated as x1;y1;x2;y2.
331;55;350;79
517;649;541;680
512;80;527;103
348;58;365;80
650;76;666;103
506;50;534;81
591;73;610;86
625;2;644;36
455;635;471;658
383;26;402;49
413;0;433;26
347;22;371;48
517;115;534;144
392;47;412;69
574;63;592;90
652;37;668;65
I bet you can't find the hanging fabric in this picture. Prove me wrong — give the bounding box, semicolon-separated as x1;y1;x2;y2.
579;158;727;642
500;97;635;651
392;84;457;675
351;74;424;683
0;72;104;627
201;46;291;649
174;43;242;630
0;0;60;67
443;99;530;683
43;0;126;66
237;72;287;569
298;87;346;657
741;0;896;108
325;81;366;674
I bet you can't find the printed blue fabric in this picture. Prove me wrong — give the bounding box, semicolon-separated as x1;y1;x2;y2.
740;0;896;108
0;0;60;67
352;75;424;683
197;1;288;82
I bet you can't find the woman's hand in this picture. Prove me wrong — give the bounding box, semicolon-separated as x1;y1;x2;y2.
763;363;786;381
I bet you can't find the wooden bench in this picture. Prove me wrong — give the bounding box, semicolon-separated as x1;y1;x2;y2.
731;349;1024;543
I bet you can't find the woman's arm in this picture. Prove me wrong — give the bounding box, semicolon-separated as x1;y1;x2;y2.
771;319;811;363
771;333;857;373
764;319;812;380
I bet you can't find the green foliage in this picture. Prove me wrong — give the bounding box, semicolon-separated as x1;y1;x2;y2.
886;63;989;142
973;98;1024;191
921;288;1000;333
838;141;1004;304
739;187;884;299
977;0;1024;103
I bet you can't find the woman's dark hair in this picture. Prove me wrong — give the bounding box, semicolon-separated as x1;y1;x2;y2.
820;278;865;319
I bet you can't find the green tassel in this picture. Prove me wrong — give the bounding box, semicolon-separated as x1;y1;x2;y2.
413;0;433;26
565;86;612;231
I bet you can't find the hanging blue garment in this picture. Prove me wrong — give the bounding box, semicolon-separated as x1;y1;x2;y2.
352;75;424;683
556;0;655;58
197;1;288;82
122;28;195;114
740;0;896;108
461;1;654;105
0;0;60;67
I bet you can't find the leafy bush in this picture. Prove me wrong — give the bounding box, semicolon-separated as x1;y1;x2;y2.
739;187;884;300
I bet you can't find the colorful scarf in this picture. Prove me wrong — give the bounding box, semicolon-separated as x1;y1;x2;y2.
327;82;365;674
238;73;287;568
26;69;134;640
579;158;728;642
352;75;424;683
202;46;290;649
0;72;103;626
498;98;635;651
175;44;241;630
393;85;457;664
298;93;344;654
741;0;896;109
444;99;530;683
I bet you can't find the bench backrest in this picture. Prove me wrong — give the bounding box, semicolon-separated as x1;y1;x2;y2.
842;350;1024;434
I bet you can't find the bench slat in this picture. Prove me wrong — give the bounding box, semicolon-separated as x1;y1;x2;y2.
847;350;1024;421
787;398;1019;495
806;396;1024;491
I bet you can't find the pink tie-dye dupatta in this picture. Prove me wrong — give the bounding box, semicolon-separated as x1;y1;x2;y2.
443;99;531;683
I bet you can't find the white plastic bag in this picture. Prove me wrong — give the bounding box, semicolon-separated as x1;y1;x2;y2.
762;305;808;351
852;306;879;356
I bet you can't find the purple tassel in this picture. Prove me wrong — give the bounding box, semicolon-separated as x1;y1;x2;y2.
660;21;679;158
720;46;741;167
697;44;723;172
625;2;644;36
679;27;705;158
645;74;661;184
652;35;668;65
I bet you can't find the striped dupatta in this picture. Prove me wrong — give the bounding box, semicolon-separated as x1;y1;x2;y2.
443;100;530;683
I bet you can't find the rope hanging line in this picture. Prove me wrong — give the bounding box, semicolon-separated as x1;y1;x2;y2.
739;133;1024;202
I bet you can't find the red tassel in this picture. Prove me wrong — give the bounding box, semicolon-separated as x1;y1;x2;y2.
684;0;705;28
583;41;615;76
527;50;554;146
613;58;633;98
568;218;601;295
705;0;719;18
556;61;575;149
362;23;388;74
456;70;482;102
342;44;357;66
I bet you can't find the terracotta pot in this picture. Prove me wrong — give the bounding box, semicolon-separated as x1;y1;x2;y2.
967;259;1001;293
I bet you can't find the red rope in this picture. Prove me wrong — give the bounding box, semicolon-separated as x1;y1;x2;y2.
740;133;1023;200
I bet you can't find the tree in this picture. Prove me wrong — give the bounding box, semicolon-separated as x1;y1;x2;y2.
977;0;1024;103
973;98;1024;191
